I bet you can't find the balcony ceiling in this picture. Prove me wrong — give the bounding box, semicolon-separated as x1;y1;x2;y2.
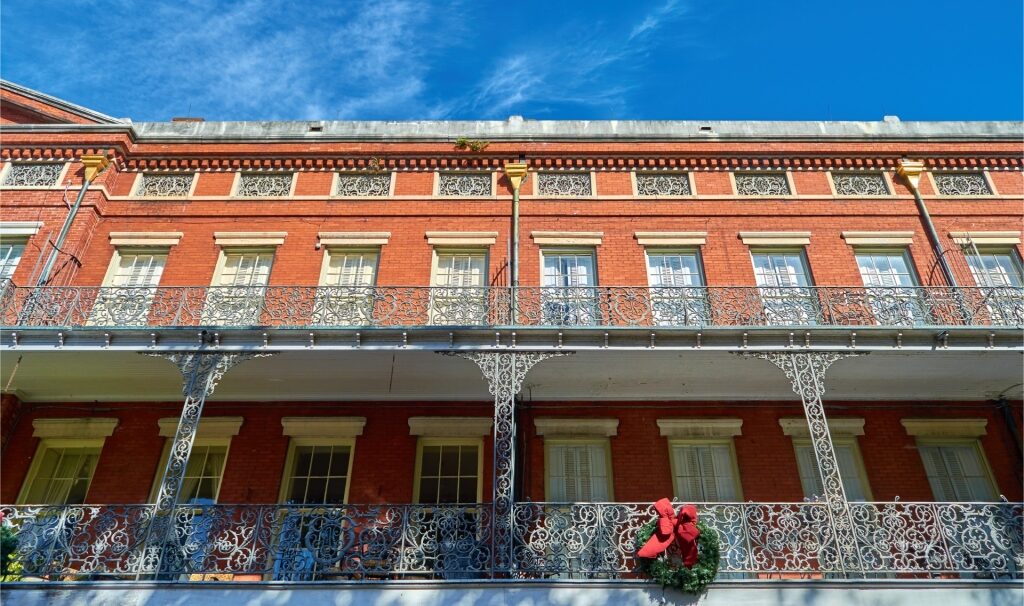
1;350;1020;403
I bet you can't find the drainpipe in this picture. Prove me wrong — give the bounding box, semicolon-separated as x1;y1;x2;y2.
36;155;110;286
896;159;959;287
504;161;529;322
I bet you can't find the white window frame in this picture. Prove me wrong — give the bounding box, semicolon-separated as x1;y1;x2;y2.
210;247;276;286
17;439;104;504
0;240;27;282
791;438;873;502
963;246;1024;287
412;437;484;504
915;439;999;502
278;438;357;505
667;438;743;502
149;437;232;504
543;438;615;502
16;418;117;505
318;247;380;287
430;248;489;287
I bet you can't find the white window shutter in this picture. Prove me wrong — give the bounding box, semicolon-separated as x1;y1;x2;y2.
920;446;956;501
547;445;567;501
710;445;738;501
672;446;704;501
835;446;866;501
587;444;609;501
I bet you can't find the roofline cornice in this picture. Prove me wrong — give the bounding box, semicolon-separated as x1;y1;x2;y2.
0;81;124;125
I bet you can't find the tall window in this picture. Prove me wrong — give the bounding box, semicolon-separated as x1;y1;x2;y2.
151;443;228;505
646;251;707;325
204;250;274;324
283;444;352;505
541;251;598;325
0;242;25;281
91;251;168;326
415;441;481;504
19;446;100;504
546;442;611;502
794;443;870;501
670;443;739;502
918;443;996;501
964;249;1023;325
750;250;816;325
430;251;488;325
316;250;378;326
855;250;923;326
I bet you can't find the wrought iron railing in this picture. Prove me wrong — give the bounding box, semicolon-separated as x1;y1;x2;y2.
0;282;1021;329
1;500;1020;581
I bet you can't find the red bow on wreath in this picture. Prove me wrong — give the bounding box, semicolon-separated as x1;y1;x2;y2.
637;498;700;567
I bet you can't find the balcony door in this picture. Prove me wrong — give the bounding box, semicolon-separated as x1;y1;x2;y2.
316;250;378;326
91;250;167;326
204;250;273;325
855;250;923;326
965;249;1023;325
646;251;707;326
751;250;816;325
541;251;598;325
430;251;488;325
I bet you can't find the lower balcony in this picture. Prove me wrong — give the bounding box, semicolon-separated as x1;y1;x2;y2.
2;501;1021;582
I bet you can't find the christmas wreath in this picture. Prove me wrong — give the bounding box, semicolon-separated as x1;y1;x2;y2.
634;498;719;594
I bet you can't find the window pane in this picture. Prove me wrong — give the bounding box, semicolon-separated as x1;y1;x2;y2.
288;478;308;504
421;446;441;476
437;478;460;503
458;477;477;503
25;447;100;504
439;447;460;476
309;450;332;476
0;243;25;281
419;478;438;503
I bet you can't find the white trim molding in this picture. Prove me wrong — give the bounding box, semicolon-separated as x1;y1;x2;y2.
158;417;244;439
0;221;44;237
535;417;619;438
739;232;812;246
281;417;366;438
108;232;184;247
657;418;743;439
949;231;1022;246
213;232;287;247
318;232;391;246
33;418;118;439
408;417;493;437
635;232;707;246
426;231;499;246
841;232;914;246
531;231;604;246
780;417;865;438
901;418;988;438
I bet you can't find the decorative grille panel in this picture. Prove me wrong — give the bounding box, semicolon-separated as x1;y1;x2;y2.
136;174;194;197
934;173;992;196
636;173;691;196
236;173;293;197
438;173;491;196
735;173;790;196
3;163;64;187
537;173;592;196
336;173;391;197
832;173;889;196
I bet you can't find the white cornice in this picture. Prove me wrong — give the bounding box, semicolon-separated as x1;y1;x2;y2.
281;417;366;438
534;417;619;438
841;232;914;246
635;232;707;246
109;232;184;247
901;418;988;438
949;231;1021;245
739;232;812;246
214;232;287;247
33;418;118;439
408;417;492;437
657;418;743;439
0;221;44;238
779;417;865;438
531;231;604;246
158;417;243;438
318;232;390;246
426;231;499;246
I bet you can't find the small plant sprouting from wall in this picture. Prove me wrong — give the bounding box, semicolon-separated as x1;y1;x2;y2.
454;137;490;152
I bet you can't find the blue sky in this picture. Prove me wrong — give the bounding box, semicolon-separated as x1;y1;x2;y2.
2;0;1021;122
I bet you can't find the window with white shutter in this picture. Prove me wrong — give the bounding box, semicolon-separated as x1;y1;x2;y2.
918;443;996;501
316;250;378;326
855;249;922;326
323;251;378;287
91;250;168;326
430;251;488;325
965;250;1023;287
750;250;816;325
110;252;167;287
546;442;611;502
541;251;598;325
670;443;739;502
646;251;707;325
794;442;870;501
0;242;25;281
204;250;274;324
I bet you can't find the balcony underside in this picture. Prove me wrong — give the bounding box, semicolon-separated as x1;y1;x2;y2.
2;347;1021;402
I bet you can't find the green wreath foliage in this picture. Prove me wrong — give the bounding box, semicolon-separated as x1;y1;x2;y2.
634;517;720;594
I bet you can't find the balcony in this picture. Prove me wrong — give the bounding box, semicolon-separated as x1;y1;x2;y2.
1;500;1020;582
1;283;1021;329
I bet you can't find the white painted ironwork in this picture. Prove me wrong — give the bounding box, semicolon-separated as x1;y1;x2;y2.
438;173;491;196
735;173;790;196
2;163;64;187
636;173;691;196
934;173;992;196
236;173;293;197
537;173;592;196
833;173;889;196
135;174;194;197
336;173;390;197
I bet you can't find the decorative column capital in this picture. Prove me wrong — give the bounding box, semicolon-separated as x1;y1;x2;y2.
503;162;529;191
80;154;110;182
896;158;925;191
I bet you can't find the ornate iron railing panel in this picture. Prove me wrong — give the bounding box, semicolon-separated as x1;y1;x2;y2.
0;503;491;580
0;284;1020;329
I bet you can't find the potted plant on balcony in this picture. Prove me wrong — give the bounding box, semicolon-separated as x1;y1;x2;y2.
635;499;719;594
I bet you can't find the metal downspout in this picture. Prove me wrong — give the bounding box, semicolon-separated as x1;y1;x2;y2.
896;159;959;287
504;162;528;323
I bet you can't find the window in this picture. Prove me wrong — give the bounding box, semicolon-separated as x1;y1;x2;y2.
546;442;611;501
150;442;229;505
933;172;992;196
635;173;692;196
918;443;996;501
235;173;293;197
751;250;817;325
669;443;739;502
204;250;274;324
316;250;378;326
536;173;593;196
965;249;1023;287
2;163;64;187
541;250;598;325
283;445;352;505
430;251;488;325
415;440;481;504
135;173;194;197
0;242;25;281
794;443;870;501
734;173;791;196
855;250;923;326
831;173;889;196
19;446;100;504
91;250;168;325
646;251;707;325
335;173;391;197
437;173;491;196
